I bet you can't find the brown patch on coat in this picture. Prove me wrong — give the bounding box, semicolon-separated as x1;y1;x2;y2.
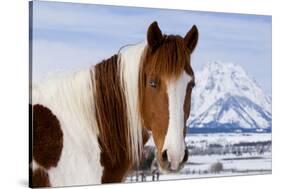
93;55;133;183
33;104;63;169
32;168;51;187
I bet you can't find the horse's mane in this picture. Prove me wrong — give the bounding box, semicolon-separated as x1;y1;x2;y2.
92;42;146;166
92;54;130;165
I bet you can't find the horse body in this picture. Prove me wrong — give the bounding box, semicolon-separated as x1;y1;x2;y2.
32;69;103;186
31;21;198;187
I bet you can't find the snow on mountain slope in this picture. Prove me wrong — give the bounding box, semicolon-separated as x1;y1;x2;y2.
187;61;271;131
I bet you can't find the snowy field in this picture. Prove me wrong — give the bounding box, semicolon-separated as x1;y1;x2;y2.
186;133;271;145
126;133;272;182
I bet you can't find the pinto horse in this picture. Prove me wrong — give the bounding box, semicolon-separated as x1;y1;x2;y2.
30;21;198;187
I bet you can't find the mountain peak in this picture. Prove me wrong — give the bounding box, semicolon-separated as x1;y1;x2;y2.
202;61;248;79
188;61;271;132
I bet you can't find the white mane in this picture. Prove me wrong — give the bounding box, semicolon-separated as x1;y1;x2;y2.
119;41;147;164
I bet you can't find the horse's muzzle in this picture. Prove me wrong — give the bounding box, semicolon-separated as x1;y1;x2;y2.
160;147;189;172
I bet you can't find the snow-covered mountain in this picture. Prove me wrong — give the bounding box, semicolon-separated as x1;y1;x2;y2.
187;61;271;133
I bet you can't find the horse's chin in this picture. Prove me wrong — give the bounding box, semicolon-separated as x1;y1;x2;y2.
157;160;186;174
158;166;184;174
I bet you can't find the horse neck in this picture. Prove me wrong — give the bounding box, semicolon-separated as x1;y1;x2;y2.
34;69;98;134
92;41;147;165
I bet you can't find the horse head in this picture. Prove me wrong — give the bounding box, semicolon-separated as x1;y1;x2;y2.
139;21;198;172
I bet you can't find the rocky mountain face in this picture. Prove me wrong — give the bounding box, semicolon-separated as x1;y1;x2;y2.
187;61;271;133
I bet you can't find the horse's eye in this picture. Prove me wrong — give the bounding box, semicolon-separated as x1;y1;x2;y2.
191;81;195;88
149;80;157;88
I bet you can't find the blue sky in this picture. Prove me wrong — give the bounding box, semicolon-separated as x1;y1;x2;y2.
32;1;272;94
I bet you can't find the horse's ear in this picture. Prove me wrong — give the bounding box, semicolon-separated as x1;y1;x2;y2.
184;25;198;53
147;21;163;51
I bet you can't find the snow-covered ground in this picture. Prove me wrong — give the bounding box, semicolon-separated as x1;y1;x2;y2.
186;132;271;146
126;133;272;182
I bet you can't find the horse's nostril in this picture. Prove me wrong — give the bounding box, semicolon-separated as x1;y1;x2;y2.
161;150;168;162
182;147;189;162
